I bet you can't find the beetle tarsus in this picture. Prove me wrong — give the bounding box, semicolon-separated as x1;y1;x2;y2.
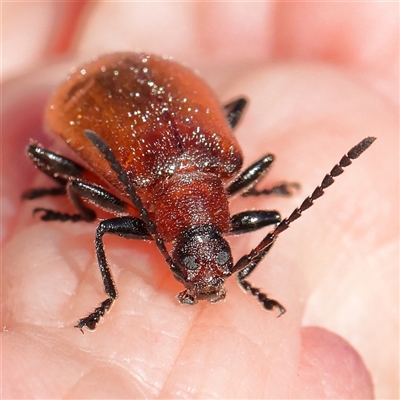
223;97;248;129
33;208;84;222
22;186;66;200
75;298;114;332
238;279;286;316
242;182;300;197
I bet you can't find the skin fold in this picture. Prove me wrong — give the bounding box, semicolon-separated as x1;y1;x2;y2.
2;3;398;399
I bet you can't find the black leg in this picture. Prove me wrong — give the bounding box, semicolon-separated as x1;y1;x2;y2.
242;182;300;197
227;153;299;198
223;97;248;129
68;180;127;215
24;142;96;222
32;178;130;223
33;207;87;222
235;242;286;316
25;141;131;223
231;137;376;314
22;187;67;200
23;144;80;204
227;154;275;197
230;210;281;235
230;209;286;314
26;143;84;184
229;209;285;314
75;216;151;332
238;278;286;315
84;130;181;277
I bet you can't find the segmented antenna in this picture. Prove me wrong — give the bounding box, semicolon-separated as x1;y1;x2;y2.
234;137;376;272
266;136;375;241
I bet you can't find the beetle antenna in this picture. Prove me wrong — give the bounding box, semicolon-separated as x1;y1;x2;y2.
233;137;376;272
84;130;176;266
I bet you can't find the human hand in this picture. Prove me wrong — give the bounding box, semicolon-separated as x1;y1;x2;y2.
2;3;398;399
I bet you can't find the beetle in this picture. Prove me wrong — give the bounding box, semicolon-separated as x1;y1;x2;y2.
23;52;375;331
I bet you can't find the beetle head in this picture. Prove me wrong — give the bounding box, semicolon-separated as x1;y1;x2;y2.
171;224;233;305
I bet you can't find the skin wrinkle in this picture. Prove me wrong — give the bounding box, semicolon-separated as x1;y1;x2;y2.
198;324;271;398
105;360;161;396
158;304;206;398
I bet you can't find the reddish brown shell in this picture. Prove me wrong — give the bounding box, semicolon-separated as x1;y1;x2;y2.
46;53;243;195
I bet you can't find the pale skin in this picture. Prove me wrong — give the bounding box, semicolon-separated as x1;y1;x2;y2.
2;3;398;399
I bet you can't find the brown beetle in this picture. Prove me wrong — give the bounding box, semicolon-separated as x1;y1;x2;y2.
23;52;375;331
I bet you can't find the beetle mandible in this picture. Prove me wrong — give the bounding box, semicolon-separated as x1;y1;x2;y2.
23;52;376;331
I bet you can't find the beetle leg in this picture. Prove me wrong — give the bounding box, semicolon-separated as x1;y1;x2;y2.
22;143;77;200
85;130;180;274
234;242;286;316
68;180;127;215
227;154;274;196
24;142;95;221
223;97;248;129
75;216;151;332
25;143;85;185
34;180;97;222
229;210;281;235
33;207;88;222
22;187;67;200
227;153;299;197
32;179;127;223
32;179;130;222
242;182;300;197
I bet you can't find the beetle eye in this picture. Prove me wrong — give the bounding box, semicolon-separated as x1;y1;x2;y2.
183;255;198;270
216;250;230;266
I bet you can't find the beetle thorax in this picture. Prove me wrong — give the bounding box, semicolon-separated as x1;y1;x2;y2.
152;171;231;242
